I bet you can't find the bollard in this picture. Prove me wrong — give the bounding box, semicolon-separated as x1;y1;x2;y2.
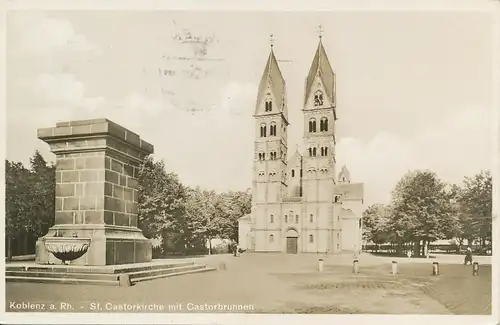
391;261;398;275
318;259;324;272
473;262;479;276
432;262;439;276
352;259;359;274
218;262;226;271
118;273;131;287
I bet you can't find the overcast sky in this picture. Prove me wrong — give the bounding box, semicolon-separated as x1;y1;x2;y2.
6;10;495;206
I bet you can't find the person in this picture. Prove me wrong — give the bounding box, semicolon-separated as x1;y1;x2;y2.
464;247;473;265
407;250;411;259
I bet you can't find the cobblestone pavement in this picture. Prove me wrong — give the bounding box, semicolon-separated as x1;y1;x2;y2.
5;253;492;314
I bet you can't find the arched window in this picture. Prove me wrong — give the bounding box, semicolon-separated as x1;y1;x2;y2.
309;214;314;223
309;118;317;133
314;90;324;106
337;233;340;239
270;215;274;223
320;117;328;131
309;234;314;243
291;169;295;177
269;234;274;242
284;215;288;223
270;151;277;160
270;122;277;136
308;148;312;156
265;100;273;112
258;152;266;161
312;147;317;157
334;196;339;203
265;94;272;112
260;124;267;137
295;215;299;223
321;147;328;156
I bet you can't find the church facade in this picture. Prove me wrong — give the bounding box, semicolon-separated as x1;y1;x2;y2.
238;36;364;254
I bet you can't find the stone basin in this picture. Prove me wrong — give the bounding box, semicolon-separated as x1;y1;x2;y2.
44;237;91;264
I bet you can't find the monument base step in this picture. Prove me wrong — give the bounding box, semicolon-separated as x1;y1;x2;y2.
5;260;216;286
133;266;216;283
6;276;120;286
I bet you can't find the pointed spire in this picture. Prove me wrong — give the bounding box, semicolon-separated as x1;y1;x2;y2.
255;34;287;118
304;27;335;105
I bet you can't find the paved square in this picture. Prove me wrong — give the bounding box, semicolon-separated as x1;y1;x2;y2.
5;253;491;314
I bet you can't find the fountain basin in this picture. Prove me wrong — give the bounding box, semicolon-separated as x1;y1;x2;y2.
44;237;91;263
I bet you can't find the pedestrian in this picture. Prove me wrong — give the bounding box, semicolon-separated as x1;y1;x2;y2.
464;247;473;265
407;250;411;259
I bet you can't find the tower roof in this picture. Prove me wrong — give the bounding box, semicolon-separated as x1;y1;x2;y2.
304;39;335;105
255;47;286;116
338;165;351;183
288;147;303;163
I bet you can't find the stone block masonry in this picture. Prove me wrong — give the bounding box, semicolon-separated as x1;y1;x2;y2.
35;118;154;266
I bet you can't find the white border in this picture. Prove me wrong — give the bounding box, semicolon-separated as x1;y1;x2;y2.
3;0;500;12
1;1;499;324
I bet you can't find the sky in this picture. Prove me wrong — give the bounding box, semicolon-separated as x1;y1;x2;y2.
5;10;496;206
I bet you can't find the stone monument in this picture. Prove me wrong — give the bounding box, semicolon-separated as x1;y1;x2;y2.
35;118;154;266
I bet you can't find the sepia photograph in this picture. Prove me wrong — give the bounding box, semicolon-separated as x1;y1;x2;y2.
2;2;498;324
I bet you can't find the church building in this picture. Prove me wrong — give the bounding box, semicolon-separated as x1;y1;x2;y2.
238;33;364;254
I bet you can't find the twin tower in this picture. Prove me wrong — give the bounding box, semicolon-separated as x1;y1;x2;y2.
238;36;364;254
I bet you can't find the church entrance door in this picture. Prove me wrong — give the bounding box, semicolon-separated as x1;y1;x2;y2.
286;237;298;254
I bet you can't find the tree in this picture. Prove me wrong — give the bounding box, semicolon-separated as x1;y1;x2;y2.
137;156;187;254
5;160;31;260
5;151;56;259
362;204;391;246
184;187;221;254
216;191;252;243
458;170;492;249
390;170;454;256
28;151;55;237
443;183;463;252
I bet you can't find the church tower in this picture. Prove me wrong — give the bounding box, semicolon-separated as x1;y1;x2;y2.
302;33;337;204
300;31;338;253
251;38;289;252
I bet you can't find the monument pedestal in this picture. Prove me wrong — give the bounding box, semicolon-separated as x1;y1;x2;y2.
35;119;154;266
